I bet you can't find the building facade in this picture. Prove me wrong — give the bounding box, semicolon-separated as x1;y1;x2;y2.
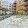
12;2;16;15
16;0;28;15
0;8;2;15
0;0;2;15
1;1;12;14
0;0;2;7
25;0;28;15
1;1;9;9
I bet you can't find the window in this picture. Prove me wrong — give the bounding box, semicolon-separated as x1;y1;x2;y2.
26;2;28;5
14;6;16;7
10;4;11;5
9;8;11;9
14;5;16;6
9;6;11;7
24;0;28;2
2;5;3;6
14;3;16;4
26;8;28;10
2;2;4;3
5;5;8;7
14;8;16;10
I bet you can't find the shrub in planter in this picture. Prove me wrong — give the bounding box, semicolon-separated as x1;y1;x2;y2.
2;13;4;15
5;13;7;15
0;14;2;16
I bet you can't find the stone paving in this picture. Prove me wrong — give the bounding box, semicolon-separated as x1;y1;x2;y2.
0;15;28;28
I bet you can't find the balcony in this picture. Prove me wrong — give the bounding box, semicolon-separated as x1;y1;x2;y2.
26;8;28;10
26;2;28;5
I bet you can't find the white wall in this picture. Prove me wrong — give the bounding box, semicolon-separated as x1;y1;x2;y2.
1;1;12;10
1;1;9;9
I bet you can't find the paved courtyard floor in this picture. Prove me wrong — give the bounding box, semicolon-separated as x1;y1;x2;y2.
0;15;28;28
